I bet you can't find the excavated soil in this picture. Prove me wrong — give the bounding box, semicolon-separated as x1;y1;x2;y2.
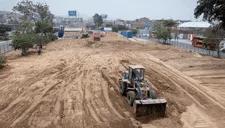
0;33;225;128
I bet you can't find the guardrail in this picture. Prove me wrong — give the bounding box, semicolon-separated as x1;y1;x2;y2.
148;38;225;59
0;40;13;55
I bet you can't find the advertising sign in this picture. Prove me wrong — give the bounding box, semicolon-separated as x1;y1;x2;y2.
68;11;77;16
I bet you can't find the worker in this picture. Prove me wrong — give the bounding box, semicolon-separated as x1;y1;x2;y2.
38;44;42;55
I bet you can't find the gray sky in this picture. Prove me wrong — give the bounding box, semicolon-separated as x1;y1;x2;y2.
0;0;198;20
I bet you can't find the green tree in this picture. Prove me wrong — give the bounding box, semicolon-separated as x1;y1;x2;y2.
16;22;34;34
11;32;36;56
153;23;172;44
0;24;11;40
10;0;57;56
203;25;225;57
35;21;53;35
131;29;137;36
194;0;225;29
93;13;103;29
163;20;177;28
106;23;113;27
163;20;178;31
12;0;54;35
112;25;129;32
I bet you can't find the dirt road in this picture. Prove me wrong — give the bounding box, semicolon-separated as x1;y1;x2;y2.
0;33;225;128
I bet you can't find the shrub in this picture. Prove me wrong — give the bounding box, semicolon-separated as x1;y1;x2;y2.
12;33;36;56
0;56;6;69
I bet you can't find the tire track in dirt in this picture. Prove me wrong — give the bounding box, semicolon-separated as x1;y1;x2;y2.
10;81;64;127
133;54;225;127
101;69;124;119
0;62;67;112
2;35;225;128
136;53;225;111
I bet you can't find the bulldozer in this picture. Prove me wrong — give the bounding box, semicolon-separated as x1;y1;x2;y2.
119;65;167;117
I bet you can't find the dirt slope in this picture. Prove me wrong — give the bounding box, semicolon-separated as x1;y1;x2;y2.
0;34;225;128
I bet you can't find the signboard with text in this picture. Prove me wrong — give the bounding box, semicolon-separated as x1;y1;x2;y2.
68;11;77;16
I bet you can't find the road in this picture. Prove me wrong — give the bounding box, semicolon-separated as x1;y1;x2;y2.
0;33;225;128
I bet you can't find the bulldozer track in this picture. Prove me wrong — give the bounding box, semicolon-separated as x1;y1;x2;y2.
0;35;225;128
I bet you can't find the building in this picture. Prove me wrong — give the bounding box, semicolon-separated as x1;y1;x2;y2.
101;27;112;32
62;17;83;28
115;19;126;26
131;17;150;29
136;17;150;23
172;21;211;40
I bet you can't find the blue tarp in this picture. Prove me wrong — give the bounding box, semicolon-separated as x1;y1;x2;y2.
121;31;132;38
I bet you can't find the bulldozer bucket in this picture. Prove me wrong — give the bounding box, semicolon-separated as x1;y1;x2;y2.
133;99;167;117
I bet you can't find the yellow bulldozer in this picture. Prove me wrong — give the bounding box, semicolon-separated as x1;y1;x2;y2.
119;65;167;117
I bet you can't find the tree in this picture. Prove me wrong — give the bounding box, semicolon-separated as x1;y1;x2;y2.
12;0;54;35
106;23;113;27
11;33;36;56
112;25;129;32
153;23;172;44
131;29;137;36
204;25;225;39
35;21;53;35
163;20;178;31
93;13;103;29
16;22;34;34
10;0;56;56
203;25;225;57
194;0;225;29
0;24;11;40
12;0;54;23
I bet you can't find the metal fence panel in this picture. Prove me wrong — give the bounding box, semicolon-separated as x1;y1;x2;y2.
147;38;225;59
0;41;13;55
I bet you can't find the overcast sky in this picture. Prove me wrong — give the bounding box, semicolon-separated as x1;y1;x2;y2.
0;0;198;20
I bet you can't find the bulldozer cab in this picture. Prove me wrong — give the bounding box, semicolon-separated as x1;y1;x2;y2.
128;65;145;82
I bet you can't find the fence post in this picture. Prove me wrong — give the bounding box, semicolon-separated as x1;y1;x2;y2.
7;42;9;52
4;44;5;53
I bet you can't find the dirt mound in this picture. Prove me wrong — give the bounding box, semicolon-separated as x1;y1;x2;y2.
0;34;225;128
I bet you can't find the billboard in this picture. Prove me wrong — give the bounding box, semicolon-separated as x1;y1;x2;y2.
68;11;77;16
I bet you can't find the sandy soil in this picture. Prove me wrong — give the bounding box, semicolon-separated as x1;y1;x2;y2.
0;33;225;128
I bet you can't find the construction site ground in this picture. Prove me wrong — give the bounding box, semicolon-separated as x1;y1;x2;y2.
0;33;225;128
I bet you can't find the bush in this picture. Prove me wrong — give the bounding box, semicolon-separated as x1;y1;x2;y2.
0;56;6;69
131;29;137;36
48;34;58;41
12;33;36;56
34;34;57;46
0;24;11;40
